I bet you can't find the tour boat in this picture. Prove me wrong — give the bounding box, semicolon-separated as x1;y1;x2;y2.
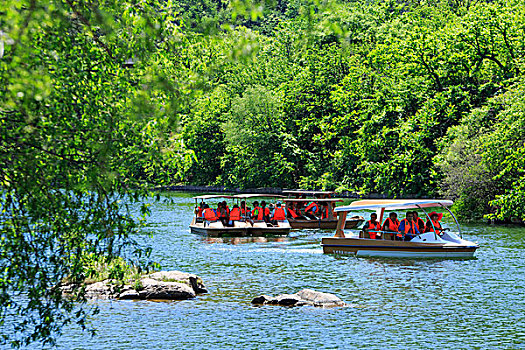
321;199;479;258
189;194;291;237
283;198;364;229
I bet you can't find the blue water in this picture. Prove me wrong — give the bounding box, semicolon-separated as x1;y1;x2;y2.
54;192;525;349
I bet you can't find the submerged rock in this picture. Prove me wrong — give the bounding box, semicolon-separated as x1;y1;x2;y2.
62;270;207;301
252;289;345;308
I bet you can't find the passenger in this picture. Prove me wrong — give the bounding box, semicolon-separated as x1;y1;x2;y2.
240;201;248;218
272;202;287;221
222;201;230;216
251;201;262;220
217;202;229;226
287;202;299;219
195;201;205;217
304;201;319;219
382;212;400;240
424;211;443;235
260;201;270;222
412;211;425;233
398;212;420;241
229;204;242;224
202;204;218;223
363;213;382;239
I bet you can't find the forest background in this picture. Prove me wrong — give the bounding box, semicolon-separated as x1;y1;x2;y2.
176;0;525;222
2;0;525;347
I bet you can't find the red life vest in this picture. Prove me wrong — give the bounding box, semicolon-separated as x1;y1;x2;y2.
321;206;330;219
203;208;218;221
414;217;425;232
400;218;418;235
383;218;400;232
367;220;381;239
425;220;442;235
273;207;286;220
288;208;299;218
230;208;241;221
257;207;269;220
197;207;203;217
305;202;318;213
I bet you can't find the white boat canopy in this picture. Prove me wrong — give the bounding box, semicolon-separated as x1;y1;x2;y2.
234;194;286;199
283;190;334;196
283;198;343;202
192;195;235;200
335;199;453;212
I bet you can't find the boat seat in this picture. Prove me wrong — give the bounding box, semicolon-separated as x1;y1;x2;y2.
233;221;247;228
252;221;268;228
207;221;224;228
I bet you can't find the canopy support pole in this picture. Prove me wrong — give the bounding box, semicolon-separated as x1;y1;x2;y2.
416;204;437;240
440;203;462;238
334;211;347;238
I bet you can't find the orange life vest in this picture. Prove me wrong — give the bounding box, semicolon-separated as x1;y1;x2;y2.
230;208;241;221
257;207;269;220
321;206;331;219
203;208;218;221
400;218;418;235
425;220;442;235
367;220;381;239
305;202;318;213
273;207;286;220
383;218;400;232
288;208;299;218
414;217;425;232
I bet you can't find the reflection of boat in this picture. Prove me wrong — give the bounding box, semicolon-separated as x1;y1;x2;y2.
189;194;291;237
282;190;364;230
321;199;479;258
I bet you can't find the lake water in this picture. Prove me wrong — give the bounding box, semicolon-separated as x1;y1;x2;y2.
55;192;525;349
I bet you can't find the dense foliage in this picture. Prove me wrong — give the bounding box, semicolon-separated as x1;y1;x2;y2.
1;0;193;346
177;0;525;221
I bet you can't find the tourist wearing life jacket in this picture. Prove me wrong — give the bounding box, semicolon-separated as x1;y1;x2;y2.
259;201;271;221
363;213;382;239
398;212;420;241
304;201;319;220
272;202;287;221
412;211;425;233
230;205;242;221
251;201;262;220
203;204;218;222
424;211;443;235
382;212;400;240
195;201;205;217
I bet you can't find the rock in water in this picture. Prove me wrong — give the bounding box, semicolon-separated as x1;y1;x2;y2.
251;295;272;305
296;289;345;307
138;278;196;300
251;289;345;308
148;271;208;294
269;294;302;306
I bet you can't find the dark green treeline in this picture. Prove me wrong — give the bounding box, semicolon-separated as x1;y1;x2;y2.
174;0;525;221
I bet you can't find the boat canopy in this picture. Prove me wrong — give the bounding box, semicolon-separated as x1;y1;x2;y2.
283;190;334;196
234;194;286;199
283;198;343;202
335;199;453;212
192;195;235;200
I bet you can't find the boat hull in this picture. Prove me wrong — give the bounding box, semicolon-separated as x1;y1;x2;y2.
321;237;478;259
190;220;291;237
